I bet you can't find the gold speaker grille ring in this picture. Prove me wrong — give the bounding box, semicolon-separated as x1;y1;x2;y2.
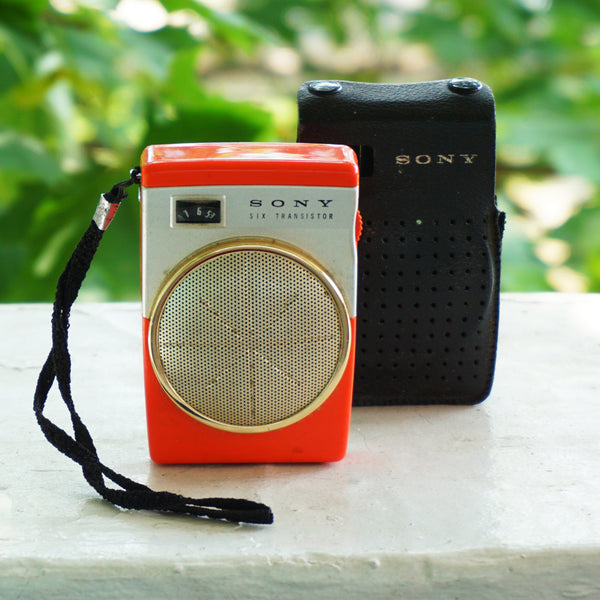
148;238;351;433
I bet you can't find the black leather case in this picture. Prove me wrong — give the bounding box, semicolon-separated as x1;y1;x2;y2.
297;79;504;405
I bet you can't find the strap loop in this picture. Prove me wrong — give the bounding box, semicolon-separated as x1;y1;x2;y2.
34;169;274;525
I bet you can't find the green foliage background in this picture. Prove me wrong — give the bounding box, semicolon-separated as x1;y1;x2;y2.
1;0;599;301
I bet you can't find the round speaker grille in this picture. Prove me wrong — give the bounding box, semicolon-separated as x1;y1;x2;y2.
148;239;350;432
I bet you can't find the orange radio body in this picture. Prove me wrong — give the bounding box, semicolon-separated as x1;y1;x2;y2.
140;143;359;463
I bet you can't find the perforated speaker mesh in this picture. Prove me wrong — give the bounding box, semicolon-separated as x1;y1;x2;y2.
149;241;349;431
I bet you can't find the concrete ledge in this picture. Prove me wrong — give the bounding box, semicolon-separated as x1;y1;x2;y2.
1;294;599;598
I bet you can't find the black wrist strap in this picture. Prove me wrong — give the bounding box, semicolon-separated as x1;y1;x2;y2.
33;168;274;525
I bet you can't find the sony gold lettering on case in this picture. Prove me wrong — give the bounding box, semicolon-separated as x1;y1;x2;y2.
395;154;478;166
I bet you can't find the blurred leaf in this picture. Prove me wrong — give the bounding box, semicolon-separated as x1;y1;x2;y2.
238;0;379;46
117;26;199;81
192;3;278;50
500;112;600;184
497;202;553;291
0;132;62;184
50;23;122;83
160;0;279;50
144;97;273;145
554;202;600;291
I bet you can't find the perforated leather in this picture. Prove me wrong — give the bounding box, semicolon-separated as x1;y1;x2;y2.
298;79;504;405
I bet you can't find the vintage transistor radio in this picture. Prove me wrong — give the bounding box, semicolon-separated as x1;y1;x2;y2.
140;143;359;463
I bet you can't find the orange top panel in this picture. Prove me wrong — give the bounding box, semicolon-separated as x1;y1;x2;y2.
141;142;359;188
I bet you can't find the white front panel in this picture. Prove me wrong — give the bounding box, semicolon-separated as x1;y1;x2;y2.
141;185;358;318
